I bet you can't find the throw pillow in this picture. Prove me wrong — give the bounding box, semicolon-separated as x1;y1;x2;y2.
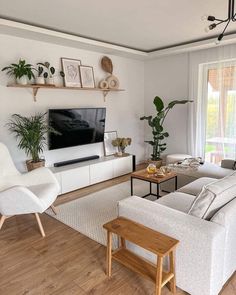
233;161;236;170
188;171;236;219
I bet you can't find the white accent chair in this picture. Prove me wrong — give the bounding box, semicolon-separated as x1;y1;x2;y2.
0;142;60;237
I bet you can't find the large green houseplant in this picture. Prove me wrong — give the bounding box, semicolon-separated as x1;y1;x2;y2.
7;112;59;171
140;96;192;167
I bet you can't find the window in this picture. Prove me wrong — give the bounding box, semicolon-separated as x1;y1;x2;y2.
205;64;236;164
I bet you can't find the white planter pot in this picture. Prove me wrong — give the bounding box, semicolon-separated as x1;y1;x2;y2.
16;76;28;85
35;77;45;85
46;77;54;85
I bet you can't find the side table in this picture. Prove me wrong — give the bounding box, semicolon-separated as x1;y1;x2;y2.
130;169;177;198
103;217;179;295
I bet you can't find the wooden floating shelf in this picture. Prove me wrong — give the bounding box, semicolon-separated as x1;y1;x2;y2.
7;84;125;102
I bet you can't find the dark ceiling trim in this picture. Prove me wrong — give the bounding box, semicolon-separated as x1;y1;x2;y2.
147;31;236;52
1;16;236;54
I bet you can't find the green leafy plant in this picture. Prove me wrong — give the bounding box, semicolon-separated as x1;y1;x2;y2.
37;62;55;78
2;59;35;80
37;66;44;77
140;96;192;161
7;113;60;163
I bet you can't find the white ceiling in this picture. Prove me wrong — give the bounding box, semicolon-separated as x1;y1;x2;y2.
0;0;236;52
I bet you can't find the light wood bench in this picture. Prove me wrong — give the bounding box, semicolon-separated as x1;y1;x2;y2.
103;217;179;295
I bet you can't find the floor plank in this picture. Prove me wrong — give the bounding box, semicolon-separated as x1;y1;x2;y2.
0;168;235;295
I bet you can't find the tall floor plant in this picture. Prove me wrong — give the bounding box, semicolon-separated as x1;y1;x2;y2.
140;96;192;164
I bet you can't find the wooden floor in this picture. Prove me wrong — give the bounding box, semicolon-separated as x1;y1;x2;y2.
0;171;236;295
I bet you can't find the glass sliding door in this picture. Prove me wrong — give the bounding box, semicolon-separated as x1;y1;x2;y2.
205;64;236;164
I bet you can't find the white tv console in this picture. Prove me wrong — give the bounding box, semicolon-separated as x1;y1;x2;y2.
50;154;133;194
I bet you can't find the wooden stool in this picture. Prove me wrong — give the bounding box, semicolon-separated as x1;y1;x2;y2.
103;217;179;295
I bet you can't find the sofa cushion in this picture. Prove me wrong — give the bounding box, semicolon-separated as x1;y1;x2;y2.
188;171;236;219
210;197;236;226
155;192;195;213
177;177;217;196
221;159;236;170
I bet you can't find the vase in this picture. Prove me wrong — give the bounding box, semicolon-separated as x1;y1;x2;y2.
117;146;126;156
35;77;45;85
46;77;54;85
16;76;28;85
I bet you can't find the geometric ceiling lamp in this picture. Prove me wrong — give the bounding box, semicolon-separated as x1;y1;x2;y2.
202;0;235;44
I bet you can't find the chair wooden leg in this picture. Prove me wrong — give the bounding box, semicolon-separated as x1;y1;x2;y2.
35;213;45;237
50;205;57;215
0;215;6;230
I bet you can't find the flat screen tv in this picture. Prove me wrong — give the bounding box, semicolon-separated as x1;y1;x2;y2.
48;108;106;150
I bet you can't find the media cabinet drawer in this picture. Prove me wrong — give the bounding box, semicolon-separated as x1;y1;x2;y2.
61;166;90;194
113;156;132;177
90;161;113;184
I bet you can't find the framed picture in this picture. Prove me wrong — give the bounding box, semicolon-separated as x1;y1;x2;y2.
61;58;81;87
79;65;95;88
104;131;118;156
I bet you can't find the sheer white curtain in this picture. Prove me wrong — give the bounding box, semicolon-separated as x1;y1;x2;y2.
187;44;236;163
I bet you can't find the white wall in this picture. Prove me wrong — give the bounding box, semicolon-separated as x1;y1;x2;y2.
0;34;145;171
144;53;189;158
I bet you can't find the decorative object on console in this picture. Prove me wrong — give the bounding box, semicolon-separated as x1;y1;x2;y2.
2;59;36;85
35;65;45;85
112;137;131;156
140;96;192;167
100;56;120;90
7;112;59;171
61;57;81;87
104;131;119;156
79;65;95;88
202;0;236;44
37;61;55;85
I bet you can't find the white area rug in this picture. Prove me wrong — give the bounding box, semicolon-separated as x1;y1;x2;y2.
47;180;157;246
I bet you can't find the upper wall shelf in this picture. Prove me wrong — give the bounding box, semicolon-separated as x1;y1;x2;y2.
7;84;125;102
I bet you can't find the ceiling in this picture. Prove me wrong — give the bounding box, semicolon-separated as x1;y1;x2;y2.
0;0;236;52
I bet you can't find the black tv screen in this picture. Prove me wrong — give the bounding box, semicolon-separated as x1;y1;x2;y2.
48;108;106;150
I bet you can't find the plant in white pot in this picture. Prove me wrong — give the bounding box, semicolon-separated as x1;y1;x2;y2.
2;59;35;85
35;66;45;85
7;112;60;171
37;62;55;85
140;96;192;168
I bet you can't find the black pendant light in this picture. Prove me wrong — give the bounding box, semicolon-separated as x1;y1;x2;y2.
202;0;236;44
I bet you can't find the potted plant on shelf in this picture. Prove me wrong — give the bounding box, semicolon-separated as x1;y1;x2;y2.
140;96;192;168
35;66;45;85
7;112;60;171
2;59;36;85
37;62;55;85
112;137;132;156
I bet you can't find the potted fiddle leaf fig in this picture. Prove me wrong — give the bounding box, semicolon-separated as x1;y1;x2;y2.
2;59;36;85
7;112;60;171
140;96;192;167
